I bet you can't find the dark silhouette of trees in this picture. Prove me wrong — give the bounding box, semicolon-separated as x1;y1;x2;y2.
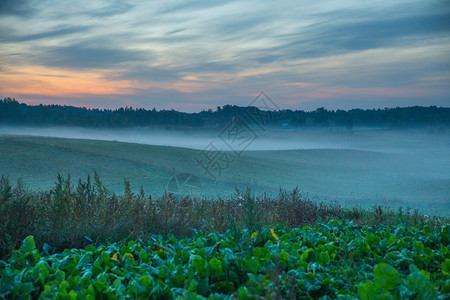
0;98;448;129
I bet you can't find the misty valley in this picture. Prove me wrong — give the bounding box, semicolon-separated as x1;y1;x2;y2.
0;126;449;216
1;100;449;299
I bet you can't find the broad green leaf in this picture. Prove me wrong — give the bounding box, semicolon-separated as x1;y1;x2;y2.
209;258;223;277
358;282;381;300
300;249;316;262
318;252;330;266
191;256;207;275
21;236;36;253
279;252;289;261
443;259;450;275
407;271;437;299
373;263;398;291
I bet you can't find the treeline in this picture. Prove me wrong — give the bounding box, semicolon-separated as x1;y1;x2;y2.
0;97;449;129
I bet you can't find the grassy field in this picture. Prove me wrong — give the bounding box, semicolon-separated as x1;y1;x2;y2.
0;133;449;215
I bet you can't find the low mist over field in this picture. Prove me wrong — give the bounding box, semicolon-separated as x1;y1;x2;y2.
1;125;448;153
1;126;448;215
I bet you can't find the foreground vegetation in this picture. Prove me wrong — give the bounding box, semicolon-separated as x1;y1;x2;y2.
1;221;449;298
1;175;449;298
1;174;447;260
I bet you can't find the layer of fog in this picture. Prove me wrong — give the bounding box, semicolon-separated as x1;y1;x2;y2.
1;125;448;156
1;125;448;215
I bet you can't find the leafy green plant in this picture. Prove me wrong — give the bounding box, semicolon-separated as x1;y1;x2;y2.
0;220;448;299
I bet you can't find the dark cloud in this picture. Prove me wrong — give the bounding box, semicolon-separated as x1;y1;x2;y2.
0;0;35;17
245;12;450;63
323;13;450;51
39;43;148;69
255;55;280;64
1;26;90;43
145;35;199;44
182;61;238;73
158;0;235;14
209;16;274;40
167;28;187;35
110;65;182;82
89;1;134;17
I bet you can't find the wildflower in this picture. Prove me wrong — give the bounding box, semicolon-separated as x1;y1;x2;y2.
270;228;279;241
112;253;118;260
251;231;258;239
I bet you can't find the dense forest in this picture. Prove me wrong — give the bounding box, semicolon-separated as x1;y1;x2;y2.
0;97;449;129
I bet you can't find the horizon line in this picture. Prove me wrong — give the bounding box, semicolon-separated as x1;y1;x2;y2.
2;97;449;114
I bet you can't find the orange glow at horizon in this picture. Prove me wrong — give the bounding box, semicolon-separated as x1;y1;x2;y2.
0;65;135;97
0;65;222;98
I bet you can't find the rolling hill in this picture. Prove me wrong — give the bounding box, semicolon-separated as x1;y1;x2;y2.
0;134;448;215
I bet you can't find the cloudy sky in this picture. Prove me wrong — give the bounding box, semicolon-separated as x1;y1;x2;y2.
0;0;449;111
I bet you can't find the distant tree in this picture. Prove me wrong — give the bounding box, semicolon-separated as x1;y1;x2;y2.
0;98;449;129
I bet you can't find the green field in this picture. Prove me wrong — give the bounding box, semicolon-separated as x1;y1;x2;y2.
0;133;448;215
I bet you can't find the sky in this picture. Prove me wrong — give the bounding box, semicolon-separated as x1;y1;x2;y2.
0;0;449;112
